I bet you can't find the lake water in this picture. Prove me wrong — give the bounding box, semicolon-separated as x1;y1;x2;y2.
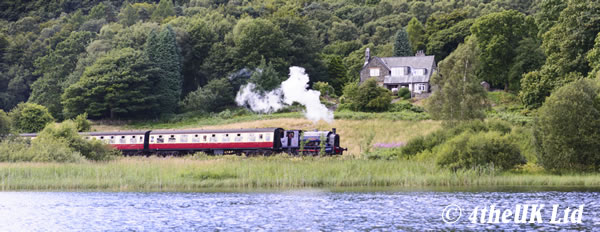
0;189;599;231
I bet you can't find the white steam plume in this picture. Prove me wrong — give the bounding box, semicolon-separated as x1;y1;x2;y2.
235;66;334;123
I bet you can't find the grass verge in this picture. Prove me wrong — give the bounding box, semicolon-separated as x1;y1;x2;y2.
2;156;600;191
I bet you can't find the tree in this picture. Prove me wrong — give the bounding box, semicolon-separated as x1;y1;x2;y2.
325;55;347;96
9;103;54;133
232;18;291;73
406;17;426;53
62;48;160;119
151;0;176;23
118;2;138;27
328;20;359;42
426;36;489;123
534;78;600;171
0;110;10;139
182;78;233;113
425;10;472;61
470;10;534;90
248;59;283;93
520;0;600;108
587;32;600;78
342;78;391;112
145;26;183;116
393;28;412;56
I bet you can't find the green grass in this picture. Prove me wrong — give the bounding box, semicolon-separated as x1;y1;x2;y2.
2;156;600;191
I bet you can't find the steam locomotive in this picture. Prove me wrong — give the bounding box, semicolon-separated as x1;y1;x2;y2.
22;128;346;155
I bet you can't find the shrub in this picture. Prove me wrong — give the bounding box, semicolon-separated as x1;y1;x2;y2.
74;113;91;132
182;78;234;113
389;102;424;113
313;81;336;98
534;79;600;171
341;78;392;112
0;110;10;139
0;136;84;163
9;103;54;133
401;119;512;157
397;88;411;99
436;131;525;171
37;121;118;161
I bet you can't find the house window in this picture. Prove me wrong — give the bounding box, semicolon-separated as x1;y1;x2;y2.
392;67;410;76
369;68;380;77
414;69;427;75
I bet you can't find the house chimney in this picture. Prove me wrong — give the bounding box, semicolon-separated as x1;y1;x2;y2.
364;48;370;66
415;50;425;56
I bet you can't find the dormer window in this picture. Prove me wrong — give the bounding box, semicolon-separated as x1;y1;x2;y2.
391;67;410;76
369;68;380;77
414;69;427;75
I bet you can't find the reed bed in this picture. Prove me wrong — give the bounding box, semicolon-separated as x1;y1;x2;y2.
2;156;600;191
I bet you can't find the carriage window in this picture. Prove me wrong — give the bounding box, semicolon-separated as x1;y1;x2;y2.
130;136;136;144
157;135;164;143
139;136;144;142
150;136;155;143
235;133;242;142
266;134;271;141
110;136;115;144
222;134;230;142
168;135;176;143
192;135;200;143
259;134;263;140
210;134;217;142
180;135;188;143
120;136;126;144
248;133;256;141
202;135;207;142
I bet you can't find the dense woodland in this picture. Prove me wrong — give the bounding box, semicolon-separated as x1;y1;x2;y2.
2;0;596;120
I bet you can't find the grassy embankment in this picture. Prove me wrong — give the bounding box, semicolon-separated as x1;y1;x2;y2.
2;111;600;191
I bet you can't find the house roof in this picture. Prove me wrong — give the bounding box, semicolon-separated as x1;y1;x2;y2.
379;56;435;70
384;75;430;83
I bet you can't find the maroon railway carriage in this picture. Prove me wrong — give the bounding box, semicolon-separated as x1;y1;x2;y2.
23;128;345;155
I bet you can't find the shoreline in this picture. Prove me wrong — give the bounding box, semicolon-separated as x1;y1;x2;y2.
2;157;600;192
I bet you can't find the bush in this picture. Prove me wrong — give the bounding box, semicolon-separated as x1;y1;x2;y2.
389;102;424;113
9;103;54;133
0;136;84;163
37;121;118;161
0;110;10;139
182;78;234;113
313;81;336;98
401;119;512;157
74;113;91;132
534;79;600;171
436;131;525;171
341;78;392;112
397;88;411;99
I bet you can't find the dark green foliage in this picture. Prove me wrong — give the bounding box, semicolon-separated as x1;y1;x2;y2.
248;59;283;93
534;79;600;171
232;18;291;74
508;38;546;92
341;78;391;112
62;48;160;119
389;102;424;113
397;88;411;99
145;26;183;116
73;113;91;132
328;20;359;42
182;78;234;113
436;131;525;171
406;17;425;53
426;37;489;122
587;32;600;78
0;110;10;139
312;81;336;98
325;55;347;96
471;10;536;90
425;10;473;61
9;103;54;133
393;28;412;57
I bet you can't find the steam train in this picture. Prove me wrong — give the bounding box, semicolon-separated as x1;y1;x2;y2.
22;128;346;155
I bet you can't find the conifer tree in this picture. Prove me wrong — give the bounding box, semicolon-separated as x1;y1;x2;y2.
393;28;413;57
